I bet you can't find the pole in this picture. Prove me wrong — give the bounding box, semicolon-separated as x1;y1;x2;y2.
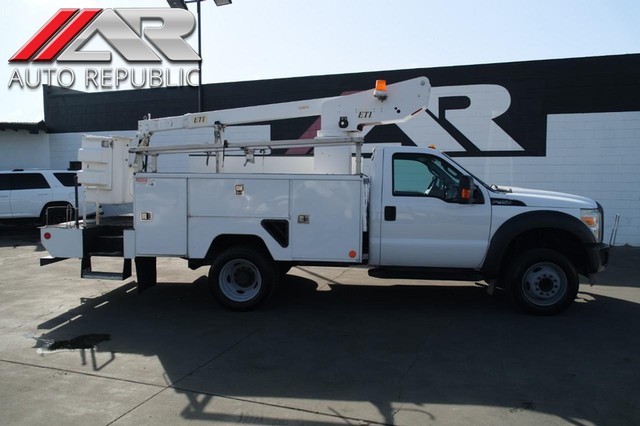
197;0;203;112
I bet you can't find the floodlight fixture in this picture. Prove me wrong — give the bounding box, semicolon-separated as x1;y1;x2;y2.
166;0;188;9
166;0;233;112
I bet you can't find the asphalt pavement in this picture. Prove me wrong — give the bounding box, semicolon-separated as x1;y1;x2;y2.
0;224;638;425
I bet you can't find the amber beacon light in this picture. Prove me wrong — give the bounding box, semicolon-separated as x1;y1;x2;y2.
373;80;388;100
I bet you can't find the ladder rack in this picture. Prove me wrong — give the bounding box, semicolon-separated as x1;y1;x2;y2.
130;136;365;174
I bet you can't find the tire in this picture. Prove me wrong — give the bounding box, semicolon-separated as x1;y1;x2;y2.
277;262;293;277
507;248;579;315
209;246;276;311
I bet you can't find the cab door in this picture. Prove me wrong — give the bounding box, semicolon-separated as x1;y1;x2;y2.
378;150;491;268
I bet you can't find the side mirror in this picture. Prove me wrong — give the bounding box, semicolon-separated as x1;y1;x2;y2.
459;175;476;204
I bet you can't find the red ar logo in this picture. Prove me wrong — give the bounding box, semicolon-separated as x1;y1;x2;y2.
10;8;200;63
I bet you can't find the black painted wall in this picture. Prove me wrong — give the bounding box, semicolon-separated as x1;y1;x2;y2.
43;54;640;158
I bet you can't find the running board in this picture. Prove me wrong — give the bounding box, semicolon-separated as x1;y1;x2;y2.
368;267;483;282
81;256;132;281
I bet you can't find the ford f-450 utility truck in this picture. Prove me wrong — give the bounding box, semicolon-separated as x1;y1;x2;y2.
40;77;610;314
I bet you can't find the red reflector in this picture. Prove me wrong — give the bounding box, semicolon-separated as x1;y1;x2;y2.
349;250;357;259
44;232;51;240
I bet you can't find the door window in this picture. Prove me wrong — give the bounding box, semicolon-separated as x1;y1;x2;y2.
392;153;463;202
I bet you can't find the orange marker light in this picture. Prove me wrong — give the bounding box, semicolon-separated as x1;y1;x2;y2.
375;80;387;92
373;80;388;100
348;250;357;259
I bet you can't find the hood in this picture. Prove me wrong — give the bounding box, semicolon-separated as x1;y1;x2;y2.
492;186;597;209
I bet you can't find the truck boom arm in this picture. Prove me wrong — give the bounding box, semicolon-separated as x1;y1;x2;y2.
133;77;430;174
136;77;430;142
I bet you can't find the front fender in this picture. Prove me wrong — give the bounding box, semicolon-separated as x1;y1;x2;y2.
482;210;595;277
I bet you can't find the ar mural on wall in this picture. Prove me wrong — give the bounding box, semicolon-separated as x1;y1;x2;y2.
277;81;547;158
364;77;549;158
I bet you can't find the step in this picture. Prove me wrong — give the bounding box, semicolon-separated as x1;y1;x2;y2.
81;257;131;281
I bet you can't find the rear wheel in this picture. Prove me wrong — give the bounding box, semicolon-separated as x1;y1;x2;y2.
209;246;275;311
507;249;579;315
277;262;293;277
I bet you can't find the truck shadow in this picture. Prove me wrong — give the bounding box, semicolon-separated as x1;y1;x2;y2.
0;224;42;249
35;270;640;425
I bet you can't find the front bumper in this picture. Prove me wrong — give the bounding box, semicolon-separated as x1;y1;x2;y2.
585;243;610;274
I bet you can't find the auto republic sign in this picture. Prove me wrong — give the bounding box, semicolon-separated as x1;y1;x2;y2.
8;8;200;90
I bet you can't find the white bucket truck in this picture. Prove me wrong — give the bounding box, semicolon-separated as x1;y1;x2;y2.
40;77;610;314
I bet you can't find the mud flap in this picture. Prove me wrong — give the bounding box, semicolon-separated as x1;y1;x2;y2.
135;257;157;293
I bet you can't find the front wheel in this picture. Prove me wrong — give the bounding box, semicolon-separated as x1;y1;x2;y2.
507;249;579;315
209;246;275;311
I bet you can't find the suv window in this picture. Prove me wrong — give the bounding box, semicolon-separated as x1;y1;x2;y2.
0;174;9;191
53;172;77;187
11;173;50;190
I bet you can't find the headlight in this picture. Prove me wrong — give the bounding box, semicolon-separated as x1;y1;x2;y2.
581;208;602;242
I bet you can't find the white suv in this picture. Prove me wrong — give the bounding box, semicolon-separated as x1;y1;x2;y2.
0;169;94;225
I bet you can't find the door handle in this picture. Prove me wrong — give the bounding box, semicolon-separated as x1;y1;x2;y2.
384;206;396;221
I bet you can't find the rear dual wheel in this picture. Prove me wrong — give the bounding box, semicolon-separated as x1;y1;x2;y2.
209;246;275;311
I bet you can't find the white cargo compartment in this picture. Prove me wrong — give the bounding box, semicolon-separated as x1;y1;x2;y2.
78;135;134;205
185;174;364;262
290;176;363;262
189;177;289;218
134;177;187;256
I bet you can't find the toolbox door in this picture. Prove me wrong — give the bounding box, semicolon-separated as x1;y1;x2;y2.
134;177;187;256
290;179;362;262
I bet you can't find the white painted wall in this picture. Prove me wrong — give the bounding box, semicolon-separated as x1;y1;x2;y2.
458;111;640;246
0;131;49;170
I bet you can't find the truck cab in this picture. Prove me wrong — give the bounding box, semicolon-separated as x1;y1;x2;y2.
368;145;609;314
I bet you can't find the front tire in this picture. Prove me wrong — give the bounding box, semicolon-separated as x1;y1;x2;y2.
209;246;275;311
507;249;579;315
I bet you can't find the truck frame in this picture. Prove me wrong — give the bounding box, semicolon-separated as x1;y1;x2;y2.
40;77;610;315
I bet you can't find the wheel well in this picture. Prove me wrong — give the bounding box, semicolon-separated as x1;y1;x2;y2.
501;228;589;276
204;235;272;265
39;201;74;224
40;201;72;216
